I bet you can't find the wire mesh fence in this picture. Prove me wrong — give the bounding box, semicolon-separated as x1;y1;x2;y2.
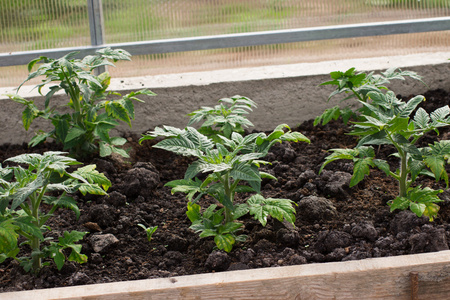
1;0;449;87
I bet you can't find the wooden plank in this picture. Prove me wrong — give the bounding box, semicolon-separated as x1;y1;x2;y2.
1;17;449;67
2;250;450;300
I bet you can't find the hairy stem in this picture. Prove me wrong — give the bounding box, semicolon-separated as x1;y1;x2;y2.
223;173;233;224
386;131;408;198
30;193;41;273
29;182;48;273
398;150;408;198
61;67;82;124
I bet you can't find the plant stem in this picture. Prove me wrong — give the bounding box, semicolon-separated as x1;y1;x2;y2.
29;182;48;273
350;87;364;102
223;173;233;224
399;150;408;198
387;132;408;198
30;194;41;273
61;67;82;123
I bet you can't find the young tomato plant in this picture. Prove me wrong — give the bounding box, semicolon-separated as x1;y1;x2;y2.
140;124;310;252
315;67;425;126
320;90;450;220
0;151;111;274
187;95;257;142
5;47;156;158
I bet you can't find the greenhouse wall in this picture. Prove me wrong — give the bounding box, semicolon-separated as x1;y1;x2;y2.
1;52;449;145
1;0;449;88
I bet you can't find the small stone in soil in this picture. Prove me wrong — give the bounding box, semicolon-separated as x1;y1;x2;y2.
88;233;119;253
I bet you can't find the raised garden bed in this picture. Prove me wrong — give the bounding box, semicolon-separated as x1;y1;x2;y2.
1;87;450;298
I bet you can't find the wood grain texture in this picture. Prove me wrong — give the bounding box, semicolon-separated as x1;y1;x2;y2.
2;250;450;300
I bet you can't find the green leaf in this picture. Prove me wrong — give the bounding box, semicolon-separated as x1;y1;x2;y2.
423;203;440;221
424;155;447;186
99;142;113;157
110;136;127;146
185;161;208;180
78;184;108;196
59;58;73;76
138;224;158;242
320;148;360;174
111;146;129;158
214;234;235;252
10;175;45;210
72;164;111;191
44;195;80;219
185;127;214;151
64;126;86;143
218;222;243;234
409;160;425;181
389;196;410;212
0;219;19;253
314;106;341;126
67;249;88;265
230;163;260;182
247;194;296;226
154;137;202;157
105;101;131;126
53;117;70;143
410;202;426;218
231;203;249;220
390;187;442;221
350;157;373;187
186;202;202;223
122;98;135;120
94;123;113;144
6;93;32;106
399;95;424;118
281;131;310;144
48;245;66;270
96;47;131;61
22;105;40;131
414;108;430;129
430;106;450;123
259;171;277;181
27;56;47;72
388;117;409;132
59;230;86;247
373;159;390;176
198;229;218;238
166;179;202;201
14;216;44;240
29;132;51;147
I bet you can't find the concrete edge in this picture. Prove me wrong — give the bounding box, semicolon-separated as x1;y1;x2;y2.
1;51;449;99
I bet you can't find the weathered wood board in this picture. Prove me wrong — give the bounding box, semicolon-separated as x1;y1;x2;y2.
2;250;450;300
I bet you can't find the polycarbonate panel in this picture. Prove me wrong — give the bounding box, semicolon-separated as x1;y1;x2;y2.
101;0;450;42
0;0;90;53
1;0;450;88
107;31;450;80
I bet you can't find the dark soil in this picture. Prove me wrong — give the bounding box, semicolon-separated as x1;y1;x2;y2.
1;89;450;292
